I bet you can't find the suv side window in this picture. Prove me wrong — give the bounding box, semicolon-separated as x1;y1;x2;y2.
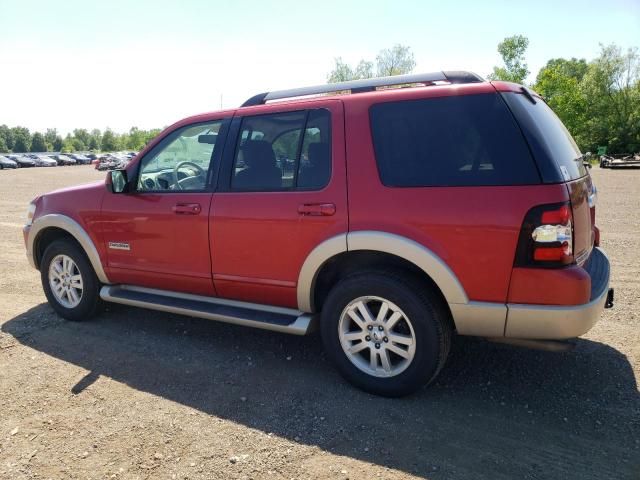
369;93;540;187
231;109;331;191
137;121;222;192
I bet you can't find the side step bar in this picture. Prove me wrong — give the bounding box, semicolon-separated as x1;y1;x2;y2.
100;285;316;335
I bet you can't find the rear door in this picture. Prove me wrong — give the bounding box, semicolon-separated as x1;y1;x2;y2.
210;100;347;308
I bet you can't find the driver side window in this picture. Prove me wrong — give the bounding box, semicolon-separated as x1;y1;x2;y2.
137;121;222;192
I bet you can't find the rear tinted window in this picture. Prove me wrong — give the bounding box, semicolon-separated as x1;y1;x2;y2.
369;93;540;187
501;92;587;182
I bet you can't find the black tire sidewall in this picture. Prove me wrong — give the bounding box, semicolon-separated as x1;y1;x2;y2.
321;272;447;397
40;239;101;321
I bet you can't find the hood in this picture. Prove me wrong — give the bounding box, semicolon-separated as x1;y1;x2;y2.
47;180;105;196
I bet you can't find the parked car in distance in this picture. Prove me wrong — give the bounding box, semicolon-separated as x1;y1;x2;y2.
95;154;128;171
0;155;18;169
23;71;614;397
70;154;92;165
33;155;58;167
52;154;77;166
8;155;36;168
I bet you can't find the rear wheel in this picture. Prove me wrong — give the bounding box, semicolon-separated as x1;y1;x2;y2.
320;271;452;397
41;239;102;321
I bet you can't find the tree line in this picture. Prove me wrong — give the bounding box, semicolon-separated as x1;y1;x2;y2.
0;126;162;154
3;38;637;155
328;39;640;154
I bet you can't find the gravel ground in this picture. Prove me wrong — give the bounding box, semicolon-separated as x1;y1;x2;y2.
0;166;638;480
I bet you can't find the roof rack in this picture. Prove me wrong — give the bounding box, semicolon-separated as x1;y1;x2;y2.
240;71;483;107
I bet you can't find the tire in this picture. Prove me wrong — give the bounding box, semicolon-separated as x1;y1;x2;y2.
40;239;102;321
320;270;452;397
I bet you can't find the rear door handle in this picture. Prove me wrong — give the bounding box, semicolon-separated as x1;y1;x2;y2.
298;203;336;216
173;203;202;215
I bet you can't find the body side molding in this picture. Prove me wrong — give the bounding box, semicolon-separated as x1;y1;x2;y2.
26;213;110;284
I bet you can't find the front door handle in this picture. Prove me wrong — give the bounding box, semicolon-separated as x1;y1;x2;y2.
173;203;202;215
298;203;336;216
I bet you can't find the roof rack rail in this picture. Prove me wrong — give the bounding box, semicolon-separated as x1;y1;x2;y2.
240;70;483;107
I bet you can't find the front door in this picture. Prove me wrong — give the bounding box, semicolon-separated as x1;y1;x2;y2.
211;101;347;308
100;119;228;296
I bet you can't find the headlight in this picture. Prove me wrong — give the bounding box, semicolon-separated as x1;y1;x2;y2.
26;202;37;226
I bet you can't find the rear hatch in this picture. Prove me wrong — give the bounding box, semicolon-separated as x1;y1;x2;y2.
498;85;594;265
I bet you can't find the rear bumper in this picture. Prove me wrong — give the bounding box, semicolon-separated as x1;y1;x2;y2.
504;247;611;339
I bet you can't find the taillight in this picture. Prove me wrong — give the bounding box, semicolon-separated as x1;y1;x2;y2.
514;202;574;267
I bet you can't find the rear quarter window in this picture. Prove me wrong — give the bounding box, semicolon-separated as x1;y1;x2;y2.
500;92;587;183
369;93;540;187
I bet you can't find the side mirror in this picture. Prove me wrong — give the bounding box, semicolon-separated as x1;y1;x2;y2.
110;170;129;193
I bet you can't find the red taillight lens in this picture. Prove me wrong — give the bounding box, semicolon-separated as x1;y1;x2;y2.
533;243;572;262
514;202;575;267
540;205;570;225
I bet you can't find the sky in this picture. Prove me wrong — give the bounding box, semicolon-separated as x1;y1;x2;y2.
1;0;638;135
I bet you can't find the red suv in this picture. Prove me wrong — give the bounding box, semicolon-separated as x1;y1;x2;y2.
23;71;613;396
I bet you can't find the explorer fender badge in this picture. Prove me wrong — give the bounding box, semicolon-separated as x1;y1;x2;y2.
108;241;130;251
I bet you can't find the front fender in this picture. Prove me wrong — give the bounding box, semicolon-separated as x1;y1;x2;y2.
26;213;110;284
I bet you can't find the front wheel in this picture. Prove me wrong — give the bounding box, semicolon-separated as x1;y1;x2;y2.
41;239;102;321
321;271;452;397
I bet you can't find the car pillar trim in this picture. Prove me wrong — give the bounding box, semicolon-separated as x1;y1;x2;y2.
27;214;110;284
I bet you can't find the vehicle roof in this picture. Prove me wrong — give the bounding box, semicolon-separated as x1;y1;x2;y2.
175;79;506;125
135;74;533;164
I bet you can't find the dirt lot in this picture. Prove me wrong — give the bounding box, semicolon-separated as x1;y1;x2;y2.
0;166;638;480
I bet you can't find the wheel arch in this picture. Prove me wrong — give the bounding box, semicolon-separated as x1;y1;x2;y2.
28;214;110;284
297;231;468;313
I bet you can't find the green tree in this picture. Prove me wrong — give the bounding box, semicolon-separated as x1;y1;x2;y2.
538;58;588;83
144;129;162;146
126;126;147;150
61;134;75;153
327;44;415;83
534;58;588;148
489;35;530;84
52;135;63;152
101;128;119;151
31;132;47;152
44;128;59;151
73;129;91;149
0;137;7;153
11;126;31;153
88;129;102;151
375;44;416;77
580;44;640;153
72;137;86;151
0;125;14;151
354;60;374;79
327;57;357;83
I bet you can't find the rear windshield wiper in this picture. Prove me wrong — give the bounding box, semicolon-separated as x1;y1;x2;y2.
520;86;537;105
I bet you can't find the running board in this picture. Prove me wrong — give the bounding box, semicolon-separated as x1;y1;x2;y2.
100;285;316;335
